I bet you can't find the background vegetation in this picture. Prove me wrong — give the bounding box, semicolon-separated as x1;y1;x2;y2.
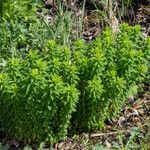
0;0;150;149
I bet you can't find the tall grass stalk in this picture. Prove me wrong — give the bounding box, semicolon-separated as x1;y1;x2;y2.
49;0;85;47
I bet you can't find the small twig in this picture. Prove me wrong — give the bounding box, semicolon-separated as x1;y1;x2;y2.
90;128;131;138
90;122;149;138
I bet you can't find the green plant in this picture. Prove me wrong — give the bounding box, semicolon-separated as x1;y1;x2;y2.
145;38;150;84
114;127;141;150
115;0;135;24
91;125;150;150
72;24;149;130
0;24;149;143
0;0;53;58
0;143;9;150
0;42;79;143
138;119;150;150
49;0;84;47
92;144;111;150
0;0;11;19
0;0;84;59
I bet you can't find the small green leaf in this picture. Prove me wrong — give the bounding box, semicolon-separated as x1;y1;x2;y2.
0;143;9;150
92;144;111;150
23;145;32;150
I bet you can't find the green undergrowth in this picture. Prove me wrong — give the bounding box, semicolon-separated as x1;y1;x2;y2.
0;22;150;143
0;0;51;58
91;123;150;150
0;0;83;59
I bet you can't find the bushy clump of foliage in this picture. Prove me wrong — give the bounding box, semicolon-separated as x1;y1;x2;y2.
72;24;149;130
0;0;51;58
145;38;150;84
0;0;83;59
0;24;149;143
0;41;79;143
